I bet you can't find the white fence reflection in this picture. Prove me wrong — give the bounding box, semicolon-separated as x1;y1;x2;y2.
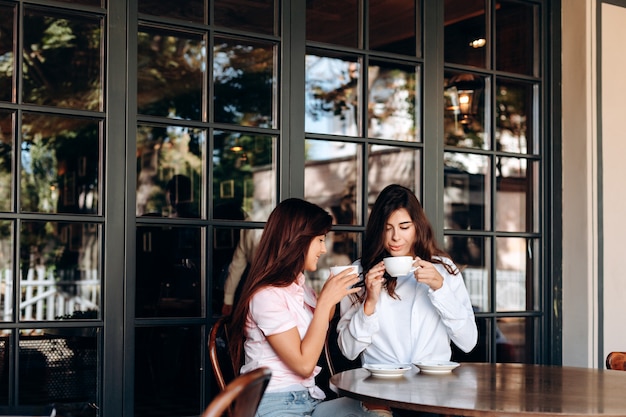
1;267;100;321
463;267;526;311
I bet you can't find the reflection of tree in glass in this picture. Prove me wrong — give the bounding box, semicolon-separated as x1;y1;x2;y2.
213;40;274;127
22;11;102;110
305;55;358;122
137;30;204;119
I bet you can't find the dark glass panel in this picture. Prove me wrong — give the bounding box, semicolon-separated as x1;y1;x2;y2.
20;114;100;215
212;131;275;221
0;332;9;402
304;139;359;225
496;317;536;363
54;0;102;6
444;152;490;231
18;328;98;415
444;0;486;68
213;37;275;127
136;125;204;218
137;28;204;120
306;0;358;48
496;157;537;233
19;221;101;321
369;0;419;56
444;235;490;312
0;4;15;103
444;72;488;149
215;0;274;35
368;61;419;141
305;52;360;136
496;80;534;154
496;1;536;76
22;8;102;111
0;221;12;322
495;237;535;312
135;226;203;318
138;0;204;24
212;226;263;316
367;145;421;210
0;111;12;212
135;326;201;417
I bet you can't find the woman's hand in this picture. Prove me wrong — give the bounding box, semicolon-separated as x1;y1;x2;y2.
363;261;386;315
413;257;444;291
317;268;361;311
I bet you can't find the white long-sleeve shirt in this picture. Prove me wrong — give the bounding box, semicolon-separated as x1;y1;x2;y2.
337;257;477;365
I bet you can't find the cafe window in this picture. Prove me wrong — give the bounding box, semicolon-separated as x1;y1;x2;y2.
0;0;555;416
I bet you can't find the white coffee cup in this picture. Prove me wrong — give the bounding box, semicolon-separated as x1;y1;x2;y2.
330;265;358;276
383;256;416;277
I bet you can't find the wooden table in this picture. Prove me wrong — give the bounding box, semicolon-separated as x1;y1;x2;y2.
329;363;626;416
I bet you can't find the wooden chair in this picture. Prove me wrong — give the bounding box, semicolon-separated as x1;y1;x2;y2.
208;316;239;391
605;351;626;370
200;367;271;417
324;307;361;377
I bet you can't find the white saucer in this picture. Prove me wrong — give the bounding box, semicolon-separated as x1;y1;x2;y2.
414;360;460;374
363;363;412;378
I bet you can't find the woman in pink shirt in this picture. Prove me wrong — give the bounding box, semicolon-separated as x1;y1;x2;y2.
228;198;371;417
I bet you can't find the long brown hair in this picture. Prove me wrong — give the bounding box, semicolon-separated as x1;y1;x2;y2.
228;198;332;372
359;184;457;301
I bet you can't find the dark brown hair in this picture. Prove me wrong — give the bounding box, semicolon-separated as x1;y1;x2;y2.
359;184;457;301
228;198;332;372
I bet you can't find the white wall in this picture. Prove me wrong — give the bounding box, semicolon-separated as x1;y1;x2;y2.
561;0;599;367
600;2;626;361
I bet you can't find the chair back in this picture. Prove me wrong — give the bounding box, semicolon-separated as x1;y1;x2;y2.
324;307;361;376
208;316;239;391
201;367;271;417
606;351;626;370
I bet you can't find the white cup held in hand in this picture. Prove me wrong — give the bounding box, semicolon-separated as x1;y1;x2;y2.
330;265;358;276
383;256;416;277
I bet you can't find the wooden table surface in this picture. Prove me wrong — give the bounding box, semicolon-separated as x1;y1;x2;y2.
329;362;626;416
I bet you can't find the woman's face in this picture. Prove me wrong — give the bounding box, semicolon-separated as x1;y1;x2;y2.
304;234;327;271
384;208;416;257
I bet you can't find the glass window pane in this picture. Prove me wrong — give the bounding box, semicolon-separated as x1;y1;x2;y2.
304;139;360;226
137;28;204;120
496;157;537;233
20;114;100;215
213;37;276;128
496;80;534;154
212;226;262;316
444;235;490;313
0;4;15;103
496;1;537;76
0;111;13;212
305;52;360;136
19;328;99;413
444;72;488;149
444;152;490;231
135;326;201;416
0;221;12;322
136;125;204;218
19;221;101;321
54;0;102;7
368;62;419;142
444;0;486;68
215;0;275;35
368;145;421;209
23;8;102;111
306;0;358;48
135;226;203;318
138;0;204;24
212;131;276;221
369;0;419;56
496;317;537;363
496;237;534;312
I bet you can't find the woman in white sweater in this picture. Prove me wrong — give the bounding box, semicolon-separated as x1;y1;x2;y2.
334;184;478;416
